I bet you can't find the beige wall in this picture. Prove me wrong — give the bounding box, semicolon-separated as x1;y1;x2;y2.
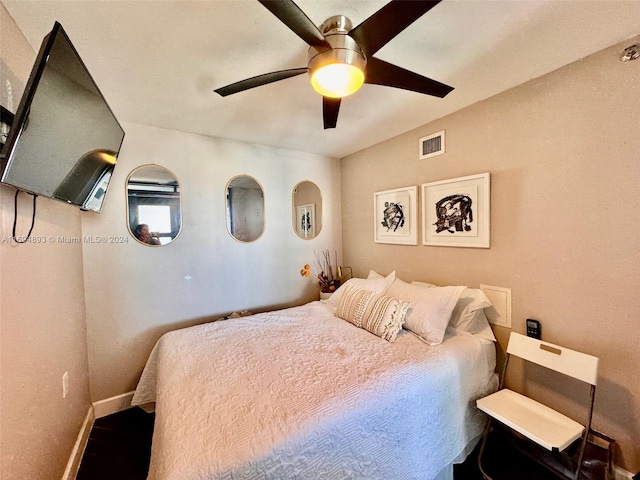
0;6;92;479
341;36;640;472
81;122;342;401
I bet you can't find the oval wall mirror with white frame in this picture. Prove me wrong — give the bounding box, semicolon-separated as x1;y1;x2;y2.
126;164;182;246
292;180;322;239
226;174;265;243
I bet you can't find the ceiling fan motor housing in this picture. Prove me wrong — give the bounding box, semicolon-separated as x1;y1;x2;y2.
319;14;353;35
307;15;367;80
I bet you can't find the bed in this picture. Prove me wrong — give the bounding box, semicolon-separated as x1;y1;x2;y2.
132;273;498;480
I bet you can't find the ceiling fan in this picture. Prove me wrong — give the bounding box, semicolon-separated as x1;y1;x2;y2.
214;0;454;129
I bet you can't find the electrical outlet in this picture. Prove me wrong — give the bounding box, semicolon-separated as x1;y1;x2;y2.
62;372;69;398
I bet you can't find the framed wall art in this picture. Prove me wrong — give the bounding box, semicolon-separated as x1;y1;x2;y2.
421;173;490;248
296;203;315;238
1;106;15;150
374;186;417;245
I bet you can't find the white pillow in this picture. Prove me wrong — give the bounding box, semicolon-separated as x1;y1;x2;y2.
367;270;384;279
449;288;496;342
324;271;396;307
411;280;437;288
386;278;466;345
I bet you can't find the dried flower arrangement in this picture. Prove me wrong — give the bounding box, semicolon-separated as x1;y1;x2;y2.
300;249;341;293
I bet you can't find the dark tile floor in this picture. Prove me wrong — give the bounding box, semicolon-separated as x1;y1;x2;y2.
76;407;557;479
77;407;154;480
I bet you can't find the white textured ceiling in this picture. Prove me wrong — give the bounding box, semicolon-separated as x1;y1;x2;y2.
3;0;640;158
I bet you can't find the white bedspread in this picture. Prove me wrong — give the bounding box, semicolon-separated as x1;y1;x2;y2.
132;301;496;480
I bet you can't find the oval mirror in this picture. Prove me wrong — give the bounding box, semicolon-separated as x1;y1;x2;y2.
226;175;265;243
292;181;322;239
126;164;182;246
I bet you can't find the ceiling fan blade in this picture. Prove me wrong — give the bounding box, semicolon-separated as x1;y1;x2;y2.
214;68;307;97
349;0;442;57
258;0;330;48
323;97;341;129
364;57;453;98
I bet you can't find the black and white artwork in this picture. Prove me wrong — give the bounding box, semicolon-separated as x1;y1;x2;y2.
296;204;315;239
433;192;476;235
374;186;417;245
381;201;405;232
422;173;490;248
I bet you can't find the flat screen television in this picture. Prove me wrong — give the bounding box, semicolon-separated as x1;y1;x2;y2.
0;21;124;212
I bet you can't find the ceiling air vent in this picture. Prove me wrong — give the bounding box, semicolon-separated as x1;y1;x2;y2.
419;130;445;160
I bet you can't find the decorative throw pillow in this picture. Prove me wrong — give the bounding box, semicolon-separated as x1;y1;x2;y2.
335;284;409;342
386;279;466;345
324;271;396;307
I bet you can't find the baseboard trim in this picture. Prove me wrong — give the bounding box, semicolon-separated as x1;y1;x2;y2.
92;391;135;419
61;407;94;480
615;466;635;480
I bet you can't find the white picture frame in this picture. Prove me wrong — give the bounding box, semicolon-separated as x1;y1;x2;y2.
296;203;315;238
421;172;490;248
374;186;418;245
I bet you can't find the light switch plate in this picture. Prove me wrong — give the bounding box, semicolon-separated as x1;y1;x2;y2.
480;284;512;328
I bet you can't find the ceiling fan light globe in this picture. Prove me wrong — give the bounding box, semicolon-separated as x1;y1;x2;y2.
310;63;364;98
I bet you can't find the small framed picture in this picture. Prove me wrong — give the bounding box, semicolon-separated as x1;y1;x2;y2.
374;186;417;245
296;203;315;238
1;106;15;150
421;172;490;248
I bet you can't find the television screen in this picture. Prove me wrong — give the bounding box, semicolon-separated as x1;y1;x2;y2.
0;22;124;212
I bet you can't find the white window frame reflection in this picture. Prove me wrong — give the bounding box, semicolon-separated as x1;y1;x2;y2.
138;205;172;245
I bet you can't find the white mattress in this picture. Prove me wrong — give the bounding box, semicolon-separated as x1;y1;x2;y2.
132;301;497;480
